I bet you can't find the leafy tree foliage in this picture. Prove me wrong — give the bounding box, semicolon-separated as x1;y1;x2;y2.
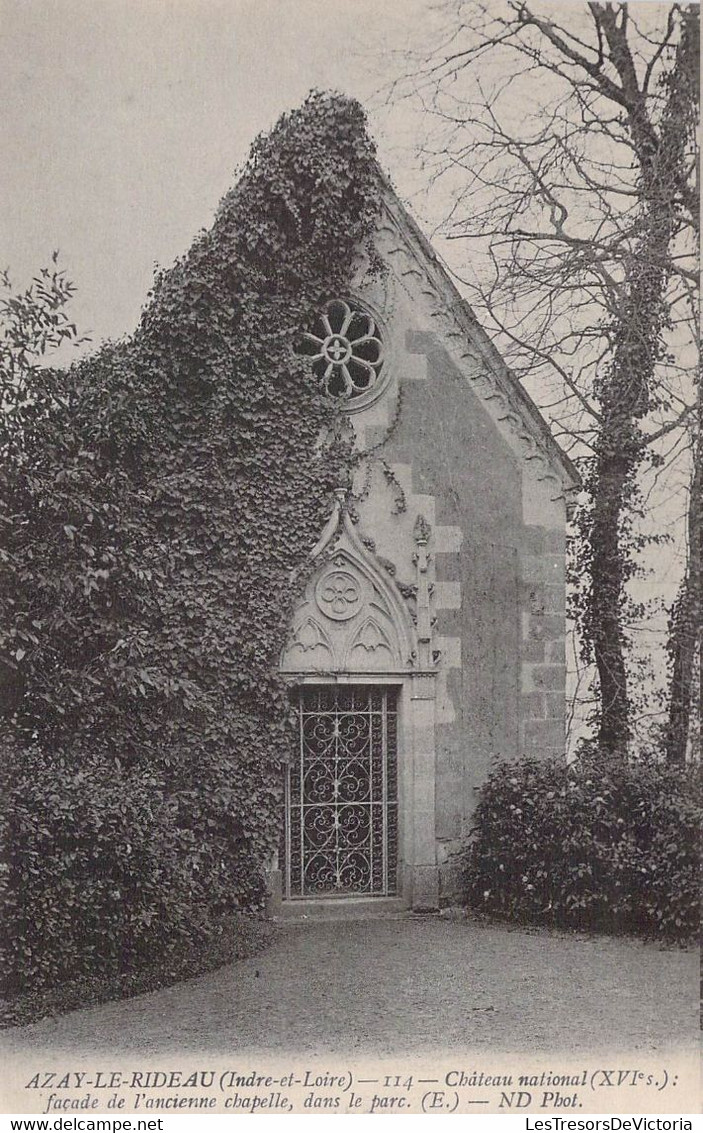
1;92;383;989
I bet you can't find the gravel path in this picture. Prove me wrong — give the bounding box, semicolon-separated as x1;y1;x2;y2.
2;917;698;1057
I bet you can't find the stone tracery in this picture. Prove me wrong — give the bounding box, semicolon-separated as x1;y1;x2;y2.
281;500;415;674
299;298;386;405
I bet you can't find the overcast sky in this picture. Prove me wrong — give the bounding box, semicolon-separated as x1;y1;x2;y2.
1;0;432;354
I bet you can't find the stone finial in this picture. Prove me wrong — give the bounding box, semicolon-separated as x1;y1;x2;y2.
309;490;346;559
413;514;433;666
413;513;432;545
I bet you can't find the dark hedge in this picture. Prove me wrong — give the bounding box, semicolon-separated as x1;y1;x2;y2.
460;752;700;943
1;736;265;993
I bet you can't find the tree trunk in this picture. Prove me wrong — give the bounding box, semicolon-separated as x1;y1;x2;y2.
586;231;670;753
665;428;701;764
589;447;632;754
585;6;698;756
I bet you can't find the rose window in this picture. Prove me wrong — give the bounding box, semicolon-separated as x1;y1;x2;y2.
299;299;384;402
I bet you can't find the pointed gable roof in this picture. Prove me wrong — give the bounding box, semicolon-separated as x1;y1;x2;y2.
375;176;580;499
138;91;577;500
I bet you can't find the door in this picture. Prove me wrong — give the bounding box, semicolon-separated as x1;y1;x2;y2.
283;685;398;899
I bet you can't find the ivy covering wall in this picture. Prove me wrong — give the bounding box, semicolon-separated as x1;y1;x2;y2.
1;93;383;990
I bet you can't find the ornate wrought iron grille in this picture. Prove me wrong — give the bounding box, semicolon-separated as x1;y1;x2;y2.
283;686;398;899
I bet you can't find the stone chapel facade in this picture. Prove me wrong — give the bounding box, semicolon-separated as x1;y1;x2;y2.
274;184;579;912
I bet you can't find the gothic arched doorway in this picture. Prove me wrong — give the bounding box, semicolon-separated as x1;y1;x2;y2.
277;494;439;910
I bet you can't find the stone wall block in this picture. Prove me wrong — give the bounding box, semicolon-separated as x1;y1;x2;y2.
524;720;565;748
524;528;567;555
525;585;547;615
522;555;565;583
412;864;440;912
545;530;567;553
522;639;546;662
265;869;283;917
438;748;465;775
524;528;550;555
521;691;546;718
405;328;435;354
365;423;393;449
543;583;566;614
544;691;566;720
527;614;564;642
435;801;462;841
439;861;464;907
528;664;566;690
434;580;462;609
547;639;567;664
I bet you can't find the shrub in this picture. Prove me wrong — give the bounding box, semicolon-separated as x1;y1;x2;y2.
460;752;700;942
0;735;265;994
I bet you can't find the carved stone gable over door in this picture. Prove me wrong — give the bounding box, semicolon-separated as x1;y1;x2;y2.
281;492;415;676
